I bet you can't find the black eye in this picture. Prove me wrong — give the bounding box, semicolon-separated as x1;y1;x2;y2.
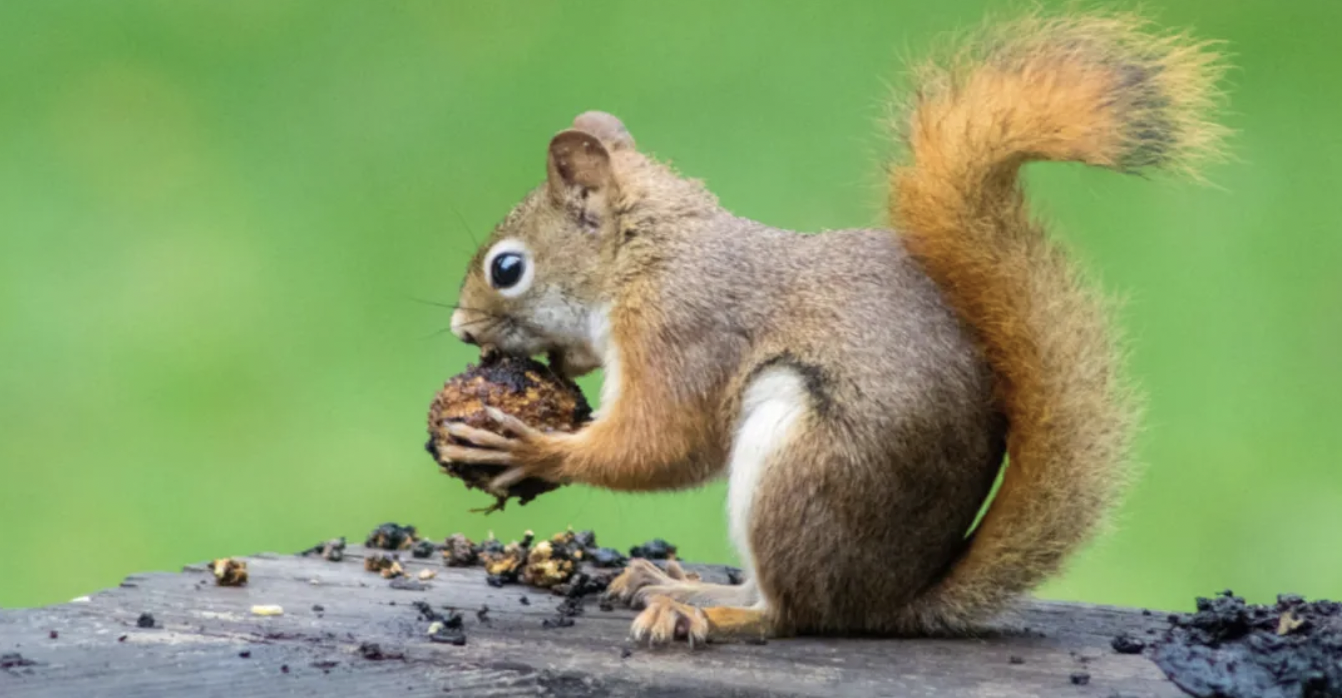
490;253;525;290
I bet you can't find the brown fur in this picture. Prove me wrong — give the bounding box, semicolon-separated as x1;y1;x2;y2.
447;10;1227;642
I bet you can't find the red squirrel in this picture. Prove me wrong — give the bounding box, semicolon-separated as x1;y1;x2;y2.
437;12;1227;644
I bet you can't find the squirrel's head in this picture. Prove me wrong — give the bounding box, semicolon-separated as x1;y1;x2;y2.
449;112;637;377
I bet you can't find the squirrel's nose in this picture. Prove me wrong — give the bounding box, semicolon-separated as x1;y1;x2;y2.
449;309;477;345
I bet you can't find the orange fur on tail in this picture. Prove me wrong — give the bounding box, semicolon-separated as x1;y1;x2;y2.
889;12;1227;633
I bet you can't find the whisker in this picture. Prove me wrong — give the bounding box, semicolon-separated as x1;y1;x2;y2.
418;327;459;341
447;201;482;248
453;315;506;330
418;316;504;342
406;296;496;315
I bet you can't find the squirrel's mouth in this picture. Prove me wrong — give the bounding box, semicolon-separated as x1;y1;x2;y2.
458;308;603;380
474;341;596;382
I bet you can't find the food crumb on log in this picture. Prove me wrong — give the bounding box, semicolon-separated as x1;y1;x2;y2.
628;539;677;560
1150;590;1342;698
211;558;249;587
365;523;419;551
1111;633;1145;654
364;553;404;579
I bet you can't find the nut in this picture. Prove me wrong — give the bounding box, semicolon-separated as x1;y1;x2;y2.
426;354;591;511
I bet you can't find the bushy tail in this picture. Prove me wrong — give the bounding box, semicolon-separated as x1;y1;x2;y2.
888;12;1227;633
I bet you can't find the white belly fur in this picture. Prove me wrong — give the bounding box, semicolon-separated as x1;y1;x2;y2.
727;366;809;606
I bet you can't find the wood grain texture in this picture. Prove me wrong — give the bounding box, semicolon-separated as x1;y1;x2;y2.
0;545;1181;697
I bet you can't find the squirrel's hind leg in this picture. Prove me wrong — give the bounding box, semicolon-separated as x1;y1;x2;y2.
628;365;811;647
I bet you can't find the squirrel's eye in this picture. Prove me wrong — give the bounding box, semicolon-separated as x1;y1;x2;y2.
489;253;525;290
482;239;534;298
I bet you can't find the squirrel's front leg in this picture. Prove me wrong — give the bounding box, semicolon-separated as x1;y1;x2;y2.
440;380;717;493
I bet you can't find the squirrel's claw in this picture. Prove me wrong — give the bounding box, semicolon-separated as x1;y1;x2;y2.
484;407;544;439
432;443;515;466
442;407;566;489
605;559;676;607
444;422;514;449
630;595;709;648
489;465;532;493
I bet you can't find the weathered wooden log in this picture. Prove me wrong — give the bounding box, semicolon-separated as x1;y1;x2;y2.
0;544;1182;697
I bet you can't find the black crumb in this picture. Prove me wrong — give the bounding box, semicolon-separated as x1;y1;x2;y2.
411;539;438;559
553;572;610;600
300;537;347;562
620;648;633;659
136;613;155;629
725;567;745;585
281;664;290;674
358;642;405;661
117;635;127;642
1111;633;1146;654
519;596;530;606
312;604;325;613
589;547;628;568
416;601;467;645
0;652;37;669
1070;672;1090;686
413;601;459;626
239;651;251;658
48;631;57;640
389;577;429;592
628;539;677;560
476;605;490;623
429;628;467;646
1150;590;1342;698
486;575;506;588
542;617;575;629
1142;609;1153;616
366;522;419;551
1008;655;1025;665
557;597;584;618
311;660;339;672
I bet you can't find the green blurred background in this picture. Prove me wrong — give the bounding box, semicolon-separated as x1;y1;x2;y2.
2;0;1339;611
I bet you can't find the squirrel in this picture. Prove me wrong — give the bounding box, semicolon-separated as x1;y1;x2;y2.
438;11;1227;644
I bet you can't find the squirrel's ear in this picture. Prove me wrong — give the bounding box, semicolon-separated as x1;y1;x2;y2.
572;111;635;151
546;129;613;205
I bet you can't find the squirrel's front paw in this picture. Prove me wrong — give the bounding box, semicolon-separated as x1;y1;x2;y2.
438;407;563;490
631;595;709;648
